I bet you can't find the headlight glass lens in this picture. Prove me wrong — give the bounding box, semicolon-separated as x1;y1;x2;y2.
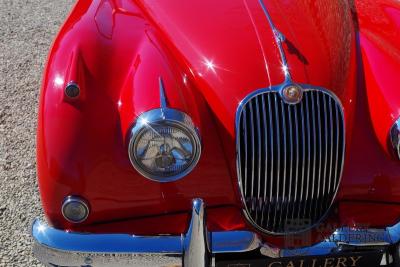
62;196;89;223
129;110;201;181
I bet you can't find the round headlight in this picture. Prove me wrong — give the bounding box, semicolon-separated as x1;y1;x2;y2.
391;118;400;160
128;108;201;182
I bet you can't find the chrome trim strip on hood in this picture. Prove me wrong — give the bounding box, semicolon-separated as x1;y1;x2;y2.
258;0;292;83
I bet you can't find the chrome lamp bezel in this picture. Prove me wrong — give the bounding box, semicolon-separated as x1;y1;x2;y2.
61;196;90;223
128;108;201;182
391;118;400;160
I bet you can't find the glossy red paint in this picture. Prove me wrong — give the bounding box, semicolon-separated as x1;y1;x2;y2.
38;0;236;232
338;201;400;228
352;0;400;156
37;0;400;248
337;0;400;204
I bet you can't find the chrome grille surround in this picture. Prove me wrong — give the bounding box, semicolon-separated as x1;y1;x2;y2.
236;84;345;235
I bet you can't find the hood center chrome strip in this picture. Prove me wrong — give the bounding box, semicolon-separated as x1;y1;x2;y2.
258;0;292;83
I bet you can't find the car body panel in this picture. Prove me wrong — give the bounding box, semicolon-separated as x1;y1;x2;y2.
37;0;400;247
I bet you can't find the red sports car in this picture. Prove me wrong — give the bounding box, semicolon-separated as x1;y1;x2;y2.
31;0;400;266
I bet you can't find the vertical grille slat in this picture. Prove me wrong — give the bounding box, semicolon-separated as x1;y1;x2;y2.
267;94;274;228
304;94;311;219
280;97;287;229
298;99;306;222
315;92;322;221
310;92;317;221
242;108;248;195
286;104;294;225
321;95;329;214
272;94;280;230
238;88;345;234
291;105;300;222
261;95;268;226
334;102;340;192
328;98;334;194
249;101;255;211
255;97;262;222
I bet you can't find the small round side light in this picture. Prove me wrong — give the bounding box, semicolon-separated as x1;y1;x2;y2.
61;196;89;223
65;82;80;99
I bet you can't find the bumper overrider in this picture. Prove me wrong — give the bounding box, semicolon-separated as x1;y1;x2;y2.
32;199;400;267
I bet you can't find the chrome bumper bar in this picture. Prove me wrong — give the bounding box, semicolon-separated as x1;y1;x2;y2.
32;199;400;267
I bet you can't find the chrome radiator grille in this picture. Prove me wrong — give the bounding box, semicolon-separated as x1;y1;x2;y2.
237;88;345;234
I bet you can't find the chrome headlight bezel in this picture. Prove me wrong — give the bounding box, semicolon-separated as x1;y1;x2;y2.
391;118;400;160
128;108;201;182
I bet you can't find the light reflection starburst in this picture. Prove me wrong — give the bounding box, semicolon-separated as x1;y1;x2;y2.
282;64;289;77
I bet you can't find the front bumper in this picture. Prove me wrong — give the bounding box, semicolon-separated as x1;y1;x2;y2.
32;199;400;267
